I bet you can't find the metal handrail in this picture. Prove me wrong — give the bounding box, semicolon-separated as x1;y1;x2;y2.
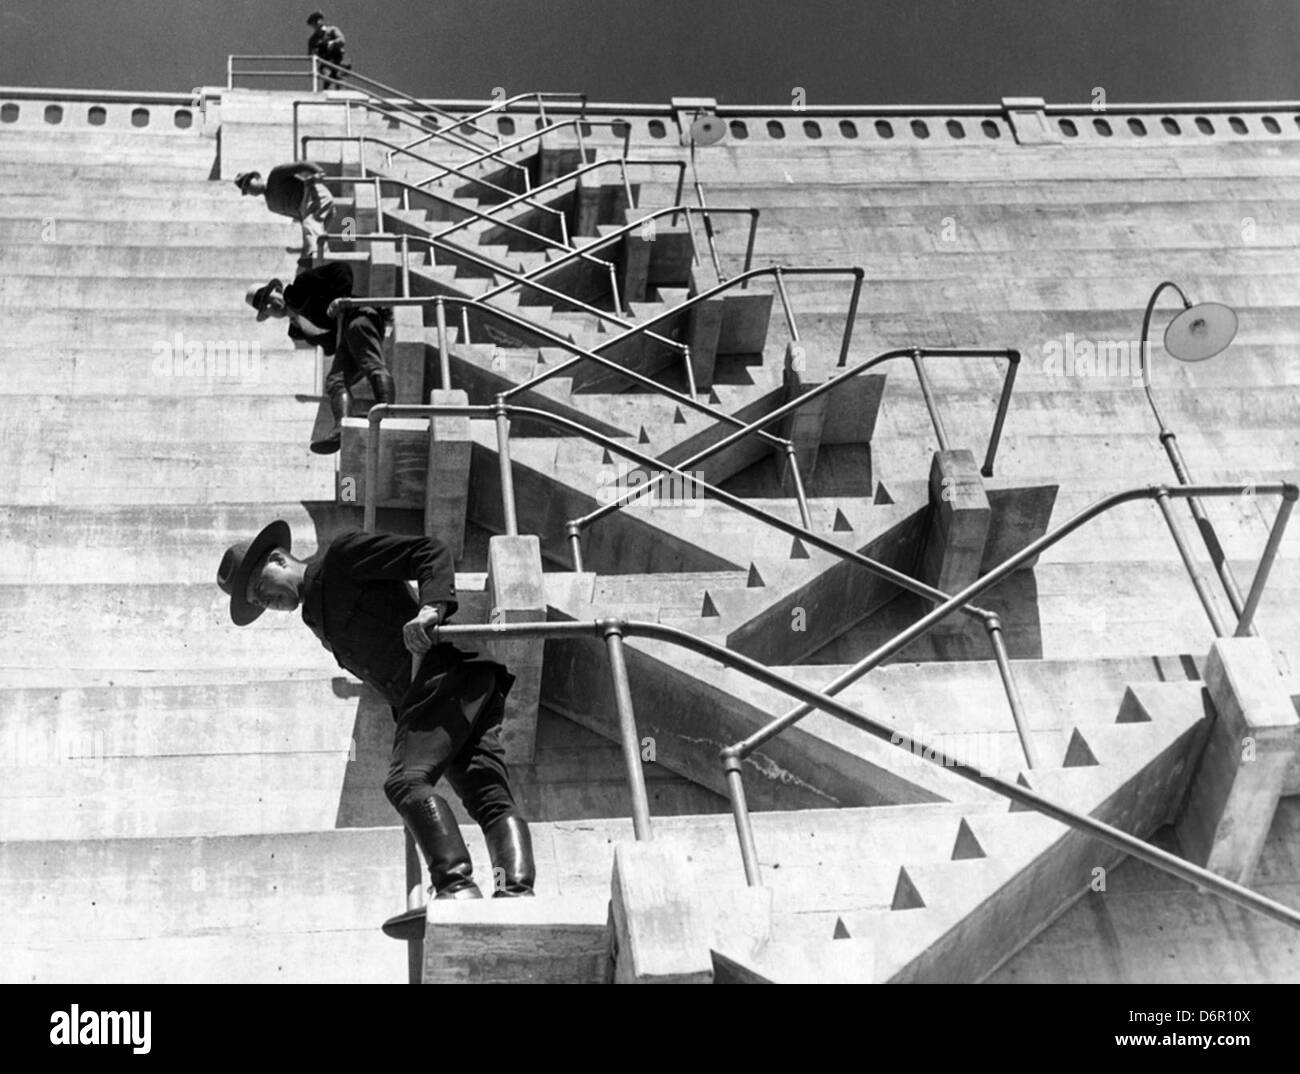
427;157;689;250
478;205;761;303
312;59;500;147
398;91;589;154
408;118;633;192
338;296;796;468
499;265;862;402
421;613;1300;931
318;176;620;301
722;480;1298;887
569;345;1020;552
362;401;1034;765
325;231;682;359
292;96;521;176
302;133;547;216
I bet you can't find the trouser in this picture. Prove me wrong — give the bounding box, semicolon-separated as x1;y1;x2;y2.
323;308;390;398
298;184;336;266
318;52;350;90
383;661;520;831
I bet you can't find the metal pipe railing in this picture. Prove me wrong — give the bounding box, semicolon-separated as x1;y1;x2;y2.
360;401;997;623
426;158;688;254
570;345;1020;549
330;295;796;460
321;172;623;293
303;134;561;228
479;205;760;303
408;117;632;192
501;265;860;401
722;481;1298;888
319;60;500;147
423;614;1300;932
323;231;678;359
398;91;589;154
362;399;1034;778
292;96;517;174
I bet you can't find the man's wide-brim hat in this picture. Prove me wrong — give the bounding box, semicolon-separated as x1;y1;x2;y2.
307;11;324;24
234;170;261;194
245;278;283;322
217;520;291;626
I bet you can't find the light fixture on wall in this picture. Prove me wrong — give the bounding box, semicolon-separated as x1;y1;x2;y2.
1137;280;1250;630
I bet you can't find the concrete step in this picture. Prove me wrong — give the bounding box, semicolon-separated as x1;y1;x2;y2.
0;244;308;275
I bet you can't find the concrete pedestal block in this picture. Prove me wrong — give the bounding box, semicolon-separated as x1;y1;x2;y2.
350;175;382;235
364;243;398;307
611;842;713;984
421;896;612;984
425;390;471;560
779;340;829;489
1175;637;1300;885
919;450;991;635
338;416;428;509
389;305;426;404
685;260;724;391
482;535;546;764
620;229;654;304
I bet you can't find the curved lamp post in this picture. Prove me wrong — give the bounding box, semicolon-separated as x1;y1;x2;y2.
1137;280;1249;632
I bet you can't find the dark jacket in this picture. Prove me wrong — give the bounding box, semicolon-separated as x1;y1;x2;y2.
308;24;347;61
300;530;464;706
263;161;327;219
284;261;353;353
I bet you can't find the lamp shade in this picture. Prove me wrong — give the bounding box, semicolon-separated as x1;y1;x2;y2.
1163;302;1237;362
689;114;726;146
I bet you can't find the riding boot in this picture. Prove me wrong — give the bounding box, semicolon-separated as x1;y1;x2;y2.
381;794;482;941
484;813;536;897
309;386;348;455
367;368;396;406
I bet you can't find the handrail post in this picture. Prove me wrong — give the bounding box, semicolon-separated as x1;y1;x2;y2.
566;521;585;573
783;442;812;529
681;345;698;400
837;270;862;367
400;234;410;298
742;210;759;287
494;397;519;535
721;748;762;886
460;304;471;345
364;407;385;533
434;296;452;390
311;55;319;94
982;350;1020;477
607;261;623;317
772;268;799;341
603;623;653;840
984;615;1038;770
911;348;952;452
1163;431;1251;629
1236;492;1295;636
619;158;635;212
1154;487;1230;637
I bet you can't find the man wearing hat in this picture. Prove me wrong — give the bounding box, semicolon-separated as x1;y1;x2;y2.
234;162;335;270
306;12;350;90
217;521;536;940
246;261;394;454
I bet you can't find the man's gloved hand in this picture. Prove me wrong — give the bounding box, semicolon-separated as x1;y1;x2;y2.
403;604;443;655
326;298;347;320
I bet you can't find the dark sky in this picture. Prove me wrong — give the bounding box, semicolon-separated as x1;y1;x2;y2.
2;0;1299;104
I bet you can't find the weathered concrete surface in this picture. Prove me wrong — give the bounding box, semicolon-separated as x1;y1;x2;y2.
1175;638;1300;884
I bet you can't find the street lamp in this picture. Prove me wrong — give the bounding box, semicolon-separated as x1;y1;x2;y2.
1137;280;1249;631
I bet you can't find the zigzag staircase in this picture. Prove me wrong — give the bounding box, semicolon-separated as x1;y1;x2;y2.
5;77;1296;984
